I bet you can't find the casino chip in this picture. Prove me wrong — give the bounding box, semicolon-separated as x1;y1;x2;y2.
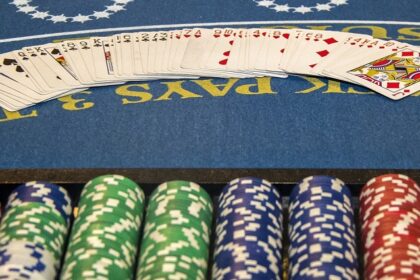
288;176;359;280
212;177;284;280
136;180;213;280
0;181;72;280
360;174;420;280
60;174;145;280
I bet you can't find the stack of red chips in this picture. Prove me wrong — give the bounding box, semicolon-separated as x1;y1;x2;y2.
360;174;420;280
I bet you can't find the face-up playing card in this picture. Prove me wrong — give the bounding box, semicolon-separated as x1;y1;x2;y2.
114;33;134;77
314;34;373;76
336;47;420;99
60;40;119;85
14;47;72;91
205;28;237;70
0;51;85;104
247;29;270;71
169;29;198;78
59;41;95;85
90;37;119;81
34;44;83;88
225;29;248;73
324;39;409;82
250;29;288;78
202;28;250;78
286;30;366;76
278;29;306;72
0;52;42;93
259;29;290;77
181;28;220;76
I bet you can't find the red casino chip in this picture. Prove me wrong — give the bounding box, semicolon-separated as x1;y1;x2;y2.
360;174;420;280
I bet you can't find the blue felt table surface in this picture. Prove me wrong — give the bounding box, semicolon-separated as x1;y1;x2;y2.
0;0;418;169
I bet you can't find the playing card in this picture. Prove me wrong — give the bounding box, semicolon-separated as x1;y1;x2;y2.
247;29;270;72
286;30;364;76
259;29;290;77
169;29;199;78
204;28;237;72
114;33;134;77
0;51;85;104
278;29;306;72
14;47;72;91
337;47;420;100
314;34;373;76
0;52;42;93
224;28;247;73
202;28;250;78
90;37;119;81
324;39;409;82
181;28;220;76
35;44;83;88
58;41;96;85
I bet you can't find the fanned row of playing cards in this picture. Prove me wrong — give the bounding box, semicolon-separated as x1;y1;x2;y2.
0;28;419;111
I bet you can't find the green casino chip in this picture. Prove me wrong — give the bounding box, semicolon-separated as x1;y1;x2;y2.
83;175;143;197
141;224;210;249
142;215;211;238
151;190;212;211
62;257;132;280
61;175;144;280
67;235;137;262
145;201;212;226
141;254;208;272
72;210;141;233
64;247;133;270
78;192;143;214
149;181;212;205
136;180;211;280
1;202;67;227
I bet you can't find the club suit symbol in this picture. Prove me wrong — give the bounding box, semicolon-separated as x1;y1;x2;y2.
10;0;134;23
253;0;348;14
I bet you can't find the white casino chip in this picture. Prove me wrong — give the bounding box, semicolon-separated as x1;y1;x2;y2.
10;0;134;23
253;0;348;14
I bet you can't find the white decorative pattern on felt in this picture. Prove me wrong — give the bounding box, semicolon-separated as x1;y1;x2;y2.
253;0;348;14
9;0;134;23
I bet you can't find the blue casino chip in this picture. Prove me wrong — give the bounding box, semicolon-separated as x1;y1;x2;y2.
212;177;283;280
287;176;358;280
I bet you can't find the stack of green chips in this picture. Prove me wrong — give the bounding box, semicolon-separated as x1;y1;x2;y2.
60;174;145;280
137;180;213;280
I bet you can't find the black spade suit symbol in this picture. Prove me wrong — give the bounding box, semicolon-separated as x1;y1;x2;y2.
3;58;17;66
51;49;61;55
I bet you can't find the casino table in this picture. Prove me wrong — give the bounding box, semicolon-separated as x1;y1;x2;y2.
0;0;419;186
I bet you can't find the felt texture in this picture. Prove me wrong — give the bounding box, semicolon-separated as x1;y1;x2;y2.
0;0;418;168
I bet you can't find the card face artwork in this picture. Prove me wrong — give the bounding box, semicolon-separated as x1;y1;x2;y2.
0;27;415;111
343;48;420;100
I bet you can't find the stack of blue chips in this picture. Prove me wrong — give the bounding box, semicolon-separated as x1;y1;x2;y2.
0;181;72;279
288;176;359;280
212;177;283;280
